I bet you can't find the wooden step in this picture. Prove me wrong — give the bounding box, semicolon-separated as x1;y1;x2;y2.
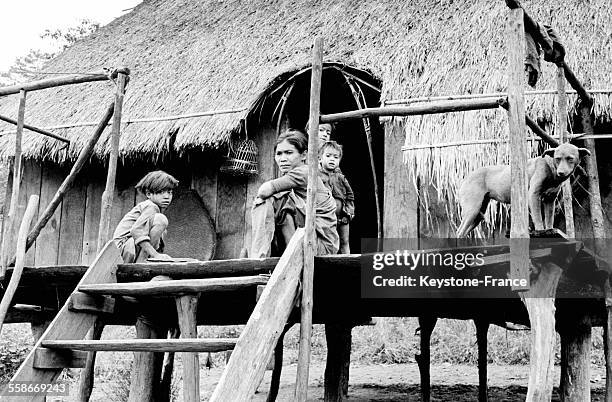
42;338;237;352
78;275;269;296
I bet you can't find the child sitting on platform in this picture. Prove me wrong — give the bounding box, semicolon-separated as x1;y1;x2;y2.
319;141;355;254
112;170;179;263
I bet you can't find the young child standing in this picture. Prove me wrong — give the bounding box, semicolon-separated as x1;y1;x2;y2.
112;170;179;263
319;141;354;254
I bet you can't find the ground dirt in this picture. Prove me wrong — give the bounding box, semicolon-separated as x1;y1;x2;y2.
86;361;606;401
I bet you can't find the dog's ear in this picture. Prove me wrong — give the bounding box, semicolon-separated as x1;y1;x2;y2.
578;147;591;158
542;148;556;158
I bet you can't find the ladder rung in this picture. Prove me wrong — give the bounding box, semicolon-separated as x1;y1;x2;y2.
78;275;269;296
41;338;237;352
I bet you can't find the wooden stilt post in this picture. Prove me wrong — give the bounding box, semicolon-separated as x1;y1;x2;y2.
559;316;592;401
415;316;437;402
77;319;105;402
324;322;353;402
605;279;612;402
175;294;200;402
158;327;180;402
475;319;489;402
6;101;116;268
506;4;530;292
1;89;26;279
294;36;323;402
267;326;288;402
96;71;128;252
0;195;38;332
128;316;166;402
556;66;575;236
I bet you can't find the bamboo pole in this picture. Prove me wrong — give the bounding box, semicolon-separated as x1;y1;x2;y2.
0;70;127;97
0;114;70;144
320;97;506;123
5;101;115;267
295;36;323;402
557;66;575;236
0;89;27;279
96;72;127;252
506;6;530;292
0;195;38;332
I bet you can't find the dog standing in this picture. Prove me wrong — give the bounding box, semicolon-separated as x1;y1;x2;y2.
456;143;590;237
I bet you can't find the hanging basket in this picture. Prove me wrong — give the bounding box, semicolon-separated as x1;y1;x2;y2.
219;138;259;176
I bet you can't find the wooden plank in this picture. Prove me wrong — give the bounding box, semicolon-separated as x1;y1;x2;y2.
79;275;268;296
215;175;247;259
58;176;87;265
383;124;418;242
210;229;304;401
9;241;121;398
191;164;218;219
33;348;87;369
35;166;63;265
42;338;236;352
68;292;115;314
244;125;276;254
20;161;42;266
81;177;104;265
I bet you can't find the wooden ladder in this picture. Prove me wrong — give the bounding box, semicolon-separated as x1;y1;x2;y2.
8;241;268;401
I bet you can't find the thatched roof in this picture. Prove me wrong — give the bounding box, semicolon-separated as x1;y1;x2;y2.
0;0;610;170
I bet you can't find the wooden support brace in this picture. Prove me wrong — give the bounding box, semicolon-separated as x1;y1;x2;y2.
295;37;324;402
77;319;105;402
175;294;200;402
69;292;115;314
415;316;437;402
557;66;575;237
0;89;26;278
33;348;87;369
324;323;353;402
522;261;563;402
0;113;70;144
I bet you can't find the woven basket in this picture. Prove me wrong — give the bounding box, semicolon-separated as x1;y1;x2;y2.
220;138;259;176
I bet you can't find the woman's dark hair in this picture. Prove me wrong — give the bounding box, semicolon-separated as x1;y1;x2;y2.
275;129;308;153
135;170;179;194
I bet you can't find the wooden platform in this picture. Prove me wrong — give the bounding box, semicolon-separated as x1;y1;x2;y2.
2;233;608;328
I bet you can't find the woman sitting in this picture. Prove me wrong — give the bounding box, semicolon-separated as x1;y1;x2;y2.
249;129;339;257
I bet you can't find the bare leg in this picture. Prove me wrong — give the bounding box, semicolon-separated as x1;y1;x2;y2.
250;199;276;258
136;213;168;262
337;223;350;254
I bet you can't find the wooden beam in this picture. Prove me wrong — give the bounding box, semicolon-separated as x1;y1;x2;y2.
42;338;237;353
68;292;115;314
507;7;530;291
210;229;304;402
77;319;104;402
475;320;490;402
9;241;121;399
500;101;559;147
320;97;506;123
562;62;593;104
557;66;575;237
79;275;268;296
1;90;26;278
0;113;70;144
0;70;128;97
97;72;127;251
33;348;87;369
6;101;116;267
295;37;324;402
0;195;38;332
415;316;437;402
176;295;200;402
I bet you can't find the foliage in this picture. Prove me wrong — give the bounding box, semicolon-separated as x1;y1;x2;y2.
1;19;100;84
